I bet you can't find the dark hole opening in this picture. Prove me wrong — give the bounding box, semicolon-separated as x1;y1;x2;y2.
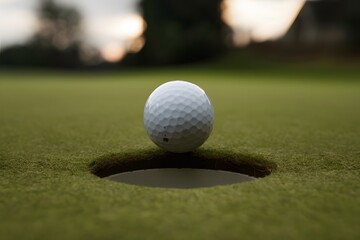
90;149;276;188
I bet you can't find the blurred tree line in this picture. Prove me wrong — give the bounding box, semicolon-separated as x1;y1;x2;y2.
0;0;359;69
127;0;229;65
0;0;228;69
281;0;360;52
0;0;84;69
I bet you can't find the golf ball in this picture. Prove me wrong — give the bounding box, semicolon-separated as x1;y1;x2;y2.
144;81;214;153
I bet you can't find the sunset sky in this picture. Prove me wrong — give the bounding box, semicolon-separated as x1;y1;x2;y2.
0;0;306;62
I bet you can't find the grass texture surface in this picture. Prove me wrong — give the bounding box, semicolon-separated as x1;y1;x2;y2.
0;68;359;240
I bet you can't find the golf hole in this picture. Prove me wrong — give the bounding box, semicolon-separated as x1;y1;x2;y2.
105;168;255;188
91;149;275;189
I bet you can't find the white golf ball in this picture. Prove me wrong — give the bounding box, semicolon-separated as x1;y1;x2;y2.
144;80;214;153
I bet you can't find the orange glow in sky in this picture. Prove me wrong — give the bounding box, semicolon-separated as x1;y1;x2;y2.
101;43;126;63
98;14;145;62
110;14;146;39
223;0;306;46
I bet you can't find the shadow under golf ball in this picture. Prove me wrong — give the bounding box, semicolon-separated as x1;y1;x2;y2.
90;149;276;189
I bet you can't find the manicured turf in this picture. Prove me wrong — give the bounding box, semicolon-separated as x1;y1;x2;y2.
0;67;359;240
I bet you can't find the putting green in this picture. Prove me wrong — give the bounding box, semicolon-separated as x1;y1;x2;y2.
0;67;359;240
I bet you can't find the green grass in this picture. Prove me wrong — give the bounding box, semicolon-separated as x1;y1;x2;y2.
0;66;359;240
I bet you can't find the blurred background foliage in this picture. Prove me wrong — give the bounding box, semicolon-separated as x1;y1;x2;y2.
0;0;359;69
131;0;230;65
0;0;84;68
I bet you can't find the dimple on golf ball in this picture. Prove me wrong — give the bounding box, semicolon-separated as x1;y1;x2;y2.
144;80;214;153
